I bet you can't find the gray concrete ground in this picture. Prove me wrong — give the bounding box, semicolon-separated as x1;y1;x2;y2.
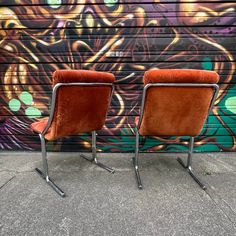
0;151;236;236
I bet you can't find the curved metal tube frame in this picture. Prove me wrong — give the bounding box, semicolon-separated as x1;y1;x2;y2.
36;82;115;197
80;131;115;173
133;83;219;190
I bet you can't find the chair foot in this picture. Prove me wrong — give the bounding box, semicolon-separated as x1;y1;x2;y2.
188;168;207;190
80;154;115;174
177;157;187;168
132;157;143;190
176;158;207;190
35;168;66;197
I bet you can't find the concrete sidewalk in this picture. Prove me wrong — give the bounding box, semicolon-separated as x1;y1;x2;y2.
0;151;236;235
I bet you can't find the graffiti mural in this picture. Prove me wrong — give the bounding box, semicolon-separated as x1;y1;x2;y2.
0;1;235;152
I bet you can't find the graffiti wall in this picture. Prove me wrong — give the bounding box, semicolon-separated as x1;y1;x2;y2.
0;0;235;152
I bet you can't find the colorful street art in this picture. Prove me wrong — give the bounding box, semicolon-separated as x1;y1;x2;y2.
0;1;236;152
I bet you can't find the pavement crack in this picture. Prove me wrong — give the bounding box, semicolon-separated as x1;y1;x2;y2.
220;198;236;216
205;187;236;227
0;176;16;191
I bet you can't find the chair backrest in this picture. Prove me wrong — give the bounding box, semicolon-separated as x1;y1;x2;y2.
45;70;115;140
138;69;219;136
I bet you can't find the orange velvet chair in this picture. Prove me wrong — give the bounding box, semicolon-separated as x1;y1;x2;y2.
133;69;219;190
31;70;115;197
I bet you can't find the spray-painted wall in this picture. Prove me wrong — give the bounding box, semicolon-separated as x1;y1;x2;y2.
0;1;235;152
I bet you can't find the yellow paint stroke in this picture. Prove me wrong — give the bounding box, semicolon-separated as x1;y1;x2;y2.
4;45;14;52
146;20;158;26
108;92;125;129
24;31;63;46
134;7;145;27
72;40;94;53
90;0;112;26
99;37;125;63
112;14;134;26
199;6;234;17
131;64;145;70
0;7;26;29
160;28;180;56
3;41;38;70
18;41;39;63
3;64;26;99
84;34;123;67
118;73;135;83
109;5;123;17
86;14;94;28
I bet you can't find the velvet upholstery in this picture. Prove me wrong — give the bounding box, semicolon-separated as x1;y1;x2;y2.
144;69;219;85
138;69;219;136
53;70;115;86
31;70;115;141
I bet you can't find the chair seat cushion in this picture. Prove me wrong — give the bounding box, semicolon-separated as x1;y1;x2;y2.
31;117;53;140
135;117;139;127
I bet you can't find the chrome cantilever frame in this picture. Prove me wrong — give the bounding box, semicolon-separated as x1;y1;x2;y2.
176;137;207;190
132;129;142;189
133;83;219;190
35;82;115;197
80;131;115;173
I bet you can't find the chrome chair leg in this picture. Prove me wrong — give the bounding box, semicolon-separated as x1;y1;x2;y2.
177;137;207;190
80;131;115;173
132;130;143;189
35;134;65;197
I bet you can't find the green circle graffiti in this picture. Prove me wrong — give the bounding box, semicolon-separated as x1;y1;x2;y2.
8;91;42;118
19;91;33;105
225;96;236;114
9;99;21;112
47;0;61;9
25;107;42;118
104;0;119;7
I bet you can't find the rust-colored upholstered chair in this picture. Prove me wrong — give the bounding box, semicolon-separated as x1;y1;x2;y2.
31;70;115;197
133;69;219;190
